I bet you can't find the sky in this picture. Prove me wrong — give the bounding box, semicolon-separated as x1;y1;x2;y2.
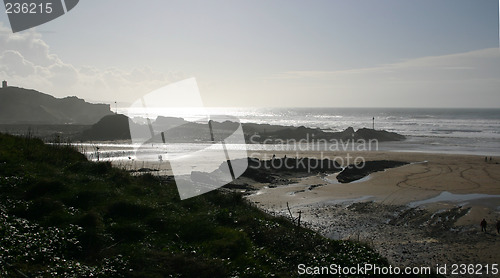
0;0;499;108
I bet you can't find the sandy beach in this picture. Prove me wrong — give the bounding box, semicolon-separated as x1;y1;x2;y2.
243;150;500;276
246;150;500;215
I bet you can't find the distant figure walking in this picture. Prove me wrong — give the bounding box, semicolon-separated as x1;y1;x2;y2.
480;218;487;232
496;220;500;234
485;157;488;162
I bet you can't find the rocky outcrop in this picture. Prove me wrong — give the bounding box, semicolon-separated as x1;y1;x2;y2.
152;116;188;130
336;160;409;183
249;126;405;143
80;114;133;141
240;157;342;183
354;128;406;141
78;113;406;142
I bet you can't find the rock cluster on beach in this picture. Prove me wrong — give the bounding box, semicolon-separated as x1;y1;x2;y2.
336;160;409;183
232;158;409;187
240;157;342;184
301;202;494;271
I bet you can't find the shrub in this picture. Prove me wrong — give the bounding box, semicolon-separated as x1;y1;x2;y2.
109;223;146;242
106;201;154;220
176;215;216;242
65;190;103;210
24;179;68;200
76;211;102;230
204;227;251;259
16;198;65;221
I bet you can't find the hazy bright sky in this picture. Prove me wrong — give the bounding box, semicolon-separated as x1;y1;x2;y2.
0;0;499;107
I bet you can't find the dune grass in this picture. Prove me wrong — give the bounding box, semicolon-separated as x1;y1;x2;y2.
0;133;440;277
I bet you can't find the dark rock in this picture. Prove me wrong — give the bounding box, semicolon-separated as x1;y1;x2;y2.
80;114;133;141
152;116;188;130
354;128;406;141
248;125;405;143
241;157;342;185
137;168;158;172
337;160;409;183
222;183;254;190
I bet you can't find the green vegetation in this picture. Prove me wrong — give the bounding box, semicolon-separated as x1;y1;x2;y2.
0;133;437;277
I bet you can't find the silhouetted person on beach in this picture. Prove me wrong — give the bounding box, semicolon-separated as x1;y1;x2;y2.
480;218;487;232
496;220;500;234
484;157;487;162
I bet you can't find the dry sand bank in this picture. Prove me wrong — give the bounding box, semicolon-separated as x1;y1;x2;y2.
246;150;500;223
245;151;500;276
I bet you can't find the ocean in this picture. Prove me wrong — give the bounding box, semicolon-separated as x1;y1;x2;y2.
92;107;500;160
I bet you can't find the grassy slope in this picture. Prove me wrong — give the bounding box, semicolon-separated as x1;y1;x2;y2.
0;133;438;277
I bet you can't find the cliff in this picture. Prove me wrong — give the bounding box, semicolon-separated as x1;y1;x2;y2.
0;86;112;124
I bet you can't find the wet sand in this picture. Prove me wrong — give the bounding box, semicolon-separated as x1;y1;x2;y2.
245;151;500;276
